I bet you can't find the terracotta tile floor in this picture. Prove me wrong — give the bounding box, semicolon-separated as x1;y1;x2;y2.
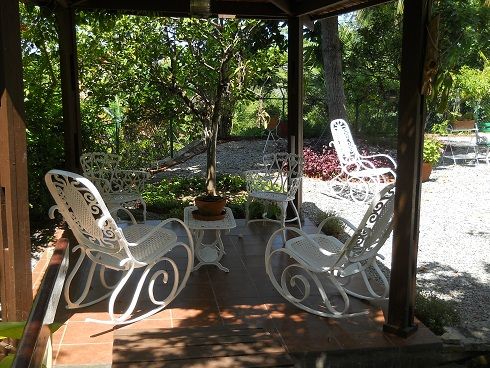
50;218;441;367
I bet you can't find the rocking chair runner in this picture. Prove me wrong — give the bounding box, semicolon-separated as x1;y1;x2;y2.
45;169;194;325
265;184;395;318
329;119;397;202
80;152;150;221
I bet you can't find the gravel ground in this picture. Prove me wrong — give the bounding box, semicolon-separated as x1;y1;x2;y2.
161;138;490;338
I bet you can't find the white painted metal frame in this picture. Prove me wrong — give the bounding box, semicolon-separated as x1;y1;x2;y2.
244;152;303;232
475;123;490;164
263;116;286;153
442;123;478;165
45;169;194;325
184;206;236;273
265;184;395;318
80;152;150;221
329;119;397;202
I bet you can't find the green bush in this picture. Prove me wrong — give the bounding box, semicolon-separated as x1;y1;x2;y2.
143;174;248;218
315;211;345;238
415;291;460;335
430;120;449;135
423;136;443;165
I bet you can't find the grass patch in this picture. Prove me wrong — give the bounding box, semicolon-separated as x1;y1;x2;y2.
415;291;460;335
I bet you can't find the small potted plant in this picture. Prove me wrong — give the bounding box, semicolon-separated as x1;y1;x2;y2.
422;136;443;182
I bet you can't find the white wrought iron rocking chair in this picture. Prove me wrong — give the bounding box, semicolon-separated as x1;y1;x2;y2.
265;184;395;318
244;152;304;233
329;119;397;202
80;152;150;222
45;169;194;325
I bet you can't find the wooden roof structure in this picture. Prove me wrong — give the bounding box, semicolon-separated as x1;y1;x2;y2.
32;0;392;19
1;0;431;346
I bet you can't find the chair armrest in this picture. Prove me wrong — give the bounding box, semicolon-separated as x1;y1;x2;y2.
317;215;357;234
360;153;397;169
111;170;150;193
130;217;194;254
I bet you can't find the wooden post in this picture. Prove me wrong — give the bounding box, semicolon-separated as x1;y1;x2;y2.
287;16;304;213
383;0;430;337
55;6;82;173
0;0;33;321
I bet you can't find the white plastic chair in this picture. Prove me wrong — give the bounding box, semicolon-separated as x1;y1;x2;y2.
265;184;395;318
329;119;397;202
80;152;150;221
244;152;303;233
45;169;194;325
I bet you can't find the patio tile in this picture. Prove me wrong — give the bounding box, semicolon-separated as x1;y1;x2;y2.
51;219;441;367
61;321;115;344
116;318;173;330
54;342;113;366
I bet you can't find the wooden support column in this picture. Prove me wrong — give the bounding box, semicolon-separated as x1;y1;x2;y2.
0;0;33;321
55;7;82;173
384;0;430;337
287;16;304;212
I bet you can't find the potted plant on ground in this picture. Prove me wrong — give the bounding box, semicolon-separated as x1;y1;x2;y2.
422;136;443;182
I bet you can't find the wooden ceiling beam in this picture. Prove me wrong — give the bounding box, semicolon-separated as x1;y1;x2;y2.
212;2;287;18
269;0;293;15
310;0;392;19
296;0;391;17
75;0;191;14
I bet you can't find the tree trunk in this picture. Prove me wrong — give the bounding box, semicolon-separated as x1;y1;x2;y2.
320;17;347;122
205;123;218;196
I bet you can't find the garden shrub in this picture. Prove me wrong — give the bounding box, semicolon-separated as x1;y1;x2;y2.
143;174;248;218
415;291;460;335
315;210;345;238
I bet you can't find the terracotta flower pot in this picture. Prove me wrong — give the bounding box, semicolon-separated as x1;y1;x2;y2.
195;196;226;217
421;162;432;182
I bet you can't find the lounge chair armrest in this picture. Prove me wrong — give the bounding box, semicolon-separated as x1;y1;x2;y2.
109;206;138;224
317;215;357;234
132;218;194;254
360;153;397;169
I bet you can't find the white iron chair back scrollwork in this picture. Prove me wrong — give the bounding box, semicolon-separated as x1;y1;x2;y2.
329;119;397;202
45;169;194;325
265;184;395;318
80;152;150;222
244;152;303;236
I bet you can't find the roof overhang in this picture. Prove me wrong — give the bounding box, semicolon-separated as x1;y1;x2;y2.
30;0;394;20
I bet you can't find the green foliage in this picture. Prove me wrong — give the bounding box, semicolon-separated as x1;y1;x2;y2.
315;211;345;238
0;321;61;366
430;120;450;135
423;136;443;165
415;291;460;335
143;174;247;218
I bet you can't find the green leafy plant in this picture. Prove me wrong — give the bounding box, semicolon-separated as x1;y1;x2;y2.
315;211;345;239
430;120;449;135
415;291;460;335
0;321;61;367
423;136;443;165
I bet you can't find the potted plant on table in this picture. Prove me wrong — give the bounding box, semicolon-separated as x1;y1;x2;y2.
422;136;443;182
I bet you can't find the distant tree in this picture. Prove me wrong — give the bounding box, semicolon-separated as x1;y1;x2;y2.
320;17;347;122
